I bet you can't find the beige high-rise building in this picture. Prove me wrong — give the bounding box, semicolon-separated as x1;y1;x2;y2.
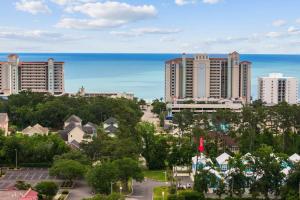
0;54;64;96
258;73;298;105
165;51;251;103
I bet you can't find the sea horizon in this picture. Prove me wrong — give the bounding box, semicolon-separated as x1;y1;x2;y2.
1;53;300;101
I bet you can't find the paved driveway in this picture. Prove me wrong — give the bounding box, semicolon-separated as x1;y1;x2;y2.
126;179;168;200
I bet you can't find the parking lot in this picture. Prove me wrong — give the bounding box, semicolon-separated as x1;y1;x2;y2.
0;168;57;190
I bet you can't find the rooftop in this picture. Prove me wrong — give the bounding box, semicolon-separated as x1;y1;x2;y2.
261;73;296;79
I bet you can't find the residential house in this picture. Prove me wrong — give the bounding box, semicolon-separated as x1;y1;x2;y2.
59;115;97;148
103;117;118;137
83;122;97;137
192;154;213;173
216;152;231;172
22;124;49;136
0;113;9;136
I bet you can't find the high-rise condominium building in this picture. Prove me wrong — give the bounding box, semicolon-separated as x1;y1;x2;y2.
0;54;64;96
165;51;251;103
258;73;298;105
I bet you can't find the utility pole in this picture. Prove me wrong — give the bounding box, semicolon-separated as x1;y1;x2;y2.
15;149;18;169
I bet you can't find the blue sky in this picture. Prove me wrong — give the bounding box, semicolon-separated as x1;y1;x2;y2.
1;0;300;53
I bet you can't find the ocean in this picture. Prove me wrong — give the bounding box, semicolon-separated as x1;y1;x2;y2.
0;53;299;101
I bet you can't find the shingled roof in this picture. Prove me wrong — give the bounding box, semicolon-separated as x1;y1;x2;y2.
104;117;117;124
59;122;81;141
65;115;82;123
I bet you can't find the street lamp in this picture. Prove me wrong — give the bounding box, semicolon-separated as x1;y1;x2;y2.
164;171;167;183
162;191;165;200
15;149;18;169
110;182;114;195
119;186;122;195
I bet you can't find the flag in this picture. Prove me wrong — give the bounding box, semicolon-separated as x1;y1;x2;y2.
198;137;204;152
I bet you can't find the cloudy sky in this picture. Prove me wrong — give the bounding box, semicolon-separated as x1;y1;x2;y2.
1;0;300;53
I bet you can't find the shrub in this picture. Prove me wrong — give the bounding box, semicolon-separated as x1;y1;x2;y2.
61;190;69;195
167;194;179;200
169;185;177;195
35;181;58;199
15;180;31;190
178;191;205;200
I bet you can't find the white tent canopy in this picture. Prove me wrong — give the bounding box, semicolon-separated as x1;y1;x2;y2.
288;153;300;163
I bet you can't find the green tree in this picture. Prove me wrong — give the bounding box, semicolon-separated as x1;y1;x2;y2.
113;158;144;191
54;150;90;165
173;109;193;136
251;145;285;199
151;99;166;115
35;181;58;200
136;122;168;170
227;154;248;197
194;168;217;194
49;159;86;183
86;162;119;194
167;136;195;167
285;162;300;197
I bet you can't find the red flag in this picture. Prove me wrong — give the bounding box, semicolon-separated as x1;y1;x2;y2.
198;137;204;152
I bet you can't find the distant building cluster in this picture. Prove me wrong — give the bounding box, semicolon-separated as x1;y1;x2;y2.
258;73;299;105
165;52;299;114
0;54;64;96
165;51;251;104
72;86;134;100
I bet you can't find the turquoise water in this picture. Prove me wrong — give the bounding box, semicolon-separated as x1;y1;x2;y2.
0;53;299;100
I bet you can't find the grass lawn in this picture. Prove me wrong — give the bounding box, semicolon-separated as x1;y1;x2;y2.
153;186;169;200
143;170;166;182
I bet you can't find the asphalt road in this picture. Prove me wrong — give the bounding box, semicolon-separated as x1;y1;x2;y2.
126;179;168;200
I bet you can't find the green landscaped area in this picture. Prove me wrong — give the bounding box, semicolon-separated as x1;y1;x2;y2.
153;186;169;200
143;170;166;182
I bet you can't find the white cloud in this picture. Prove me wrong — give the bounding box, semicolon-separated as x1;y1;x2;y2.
160;36;176;42
111;27;181;37
51;0;95;6
202;0;221;4
175;0;196;6
56;1;157;29
288;26;300;34
56;18;128;29
175;0;220;5
0;29;85;41
272;19;286;27
296;19;300;24
266;31;283;38
15;0;51;14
